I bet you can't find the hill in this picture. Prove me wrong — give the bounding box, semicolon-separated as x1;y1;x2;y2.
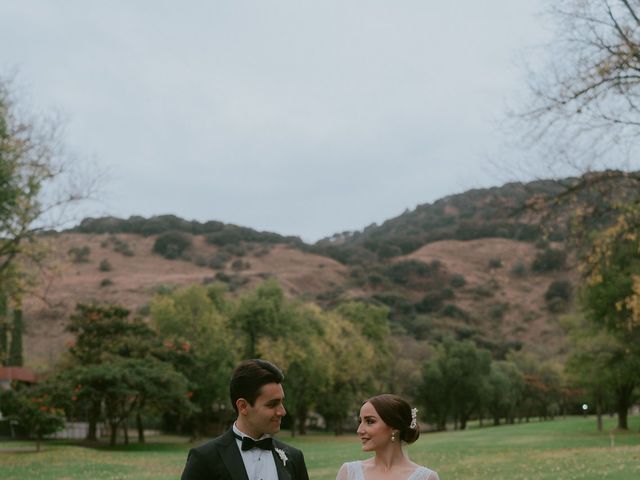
21;176;595;368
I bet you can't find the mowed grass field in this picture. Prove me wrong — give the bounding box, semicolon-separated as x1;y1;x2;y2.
1;415;639;480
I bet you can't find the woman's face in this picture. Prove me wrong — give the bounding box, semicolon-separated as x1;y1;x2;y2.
356;401;396;451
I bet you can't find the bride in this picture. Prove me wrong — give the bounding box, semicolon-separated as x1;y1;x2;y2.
336;394;439;480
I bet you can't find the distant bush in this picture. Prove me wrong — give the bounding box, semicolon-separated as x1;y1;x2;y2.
102;236;134;256
153;231;192;260
489;303;509;321
214;272;231;283
150;284;175;295
535;239;549;250
68;245;91;263
372;293;415;316
384;260;441;286
441;303;468;319
112;237;134;256
544;280;572;302
100;278;113;287
510;261;527;277
222;244;247;257
547;297;568;313
488;258;503;269
470;283;496;298
231;259;251;271
415;288;454;313
194;255;207;267
450;274;466;288
99;259;112;272
531;248;566;272
209;252;231;270
253;246;271;257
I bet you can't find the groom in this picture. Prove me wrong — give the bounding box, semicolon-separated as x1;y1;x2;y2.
181;359;310;480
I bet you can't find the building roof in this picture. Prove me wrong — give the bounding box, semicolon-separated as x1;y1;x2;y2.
0;367;37;383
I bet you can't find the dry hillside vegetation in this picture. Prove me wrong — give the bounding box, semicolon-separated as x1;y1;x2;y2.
22;233;347;367
405;238;575;354
22;232;574;368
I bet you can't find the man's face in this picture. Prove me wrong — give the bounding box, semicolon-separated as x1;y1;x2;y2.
239;382;286;438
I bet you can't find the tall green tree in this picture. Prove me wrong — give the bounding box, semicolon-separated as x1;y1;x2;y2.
564;315;617;431
315;310;376;435
486;360;524;426
230;278;294;358
258;303;330;436
64;303;190;442
150;284;238;437
579;212;640;429
419;338;492;430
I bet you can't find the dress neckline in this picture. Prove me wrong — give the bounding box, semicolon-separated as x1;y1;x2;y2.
355;460;426;480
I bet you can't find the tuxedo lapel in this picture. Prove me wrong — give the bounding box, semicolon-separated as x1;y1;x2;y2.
219;430;249;480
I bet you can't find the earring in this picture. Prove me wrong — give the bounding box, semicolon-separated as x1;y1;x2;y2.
391;432;397;442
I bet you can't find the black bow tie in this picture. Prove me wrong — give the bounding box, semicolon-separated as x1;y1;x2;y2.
235;433;273;451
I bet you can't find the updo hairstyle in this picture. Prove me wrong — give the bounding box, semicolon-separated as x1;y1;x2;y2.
367;393;420;444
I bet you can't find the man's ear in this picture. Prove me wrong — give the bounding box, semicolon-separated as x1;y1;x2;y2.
236;398;249;415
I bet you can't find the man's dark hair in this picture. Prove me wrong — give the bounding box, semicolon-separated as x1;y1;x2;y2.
229;359;284;413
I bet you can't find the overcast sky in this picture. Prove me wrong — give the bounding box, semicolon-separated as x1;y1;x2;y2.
0;1;551;242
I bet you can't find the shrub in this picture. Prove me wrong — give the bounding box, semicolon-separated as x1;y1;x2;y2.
415;288;454;313
450;274;466;288
98;259;112;272
489;302;509;321
209;251;231;270
222;244;247;257
531;248;566;272
68;245;91;263
488;258;503;269
441;303;468;319
100;278;113;287
510;261;527;277
231;259;250;271
384;260;441;286
544;279;572;302
153;231;192;260
113;238;134;256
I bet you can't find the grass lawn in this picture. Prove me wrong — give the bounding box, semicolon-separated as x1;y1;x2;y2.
0;415;638;479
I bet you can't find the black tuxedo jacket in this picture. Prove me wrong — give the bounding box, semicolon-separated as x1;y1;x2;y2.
180;429;310;480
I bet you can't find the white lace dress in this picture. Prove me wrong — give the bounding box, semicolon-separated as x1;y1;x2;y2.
339;461;440;480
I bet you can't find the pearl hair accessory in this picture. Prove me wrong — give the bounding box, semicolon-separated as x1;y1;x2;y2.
410;408;418;429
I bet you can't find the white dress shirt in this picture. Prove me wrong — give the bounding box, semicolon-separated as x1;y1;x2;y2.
233;423;279;480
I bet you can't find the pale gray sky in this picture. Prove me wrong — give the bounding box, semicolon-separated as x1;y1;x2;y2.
0;1;550;242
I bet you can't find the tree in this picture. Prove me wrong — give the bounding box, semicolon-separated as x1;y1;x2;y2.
315;310;376;435
257;303;330;436
230;278;294;358
419;337;492;431
563;315;618;431
519;0;640;169
66;357;191;446
578;213;640;429
65;303;174;441
150;284;238;437
486;361;524;426
0;383;66;451
0;77;100;365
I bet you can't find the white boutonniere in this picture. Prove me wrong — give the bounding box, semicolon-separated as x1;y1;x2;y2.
274;447;288;466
